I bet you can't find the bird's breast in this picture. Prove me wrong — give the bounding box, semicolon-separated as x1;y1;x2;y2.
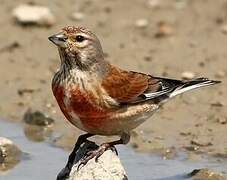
52;82;115;133
52;82;159;135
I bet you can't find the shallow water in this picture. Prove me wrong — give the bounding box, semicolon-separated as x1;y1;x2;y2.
0;120;226;180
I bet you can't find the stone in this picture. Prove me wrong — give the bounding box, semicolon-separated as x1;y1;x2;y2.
65;142;127;180
155;22;173;38
0;137;22;172
216;116;227;125
135;19;149;28
17;88;36;96
12;4;55;26
147;0;160;8
210;101;224;107
181;71;195;80
191;138;212;147
23;109;54;126
189;168;225;180
71;12;85;21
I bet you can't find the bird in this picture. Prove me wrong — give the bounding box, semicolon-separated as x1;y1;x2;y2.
48;26;220;179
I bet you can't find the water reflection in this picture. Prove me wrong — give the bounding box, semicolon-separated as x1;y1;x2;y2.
23;124;53;142
0;120;67;179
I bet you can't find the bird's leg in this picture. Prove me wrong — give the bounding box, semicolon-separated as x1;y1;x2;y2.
78;133;130;169
57;133;94;180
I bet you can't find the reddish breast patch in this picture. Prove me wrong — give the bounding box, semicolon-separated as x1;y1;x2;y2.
52;85;72;122
69;88;112;131
53;84;113;132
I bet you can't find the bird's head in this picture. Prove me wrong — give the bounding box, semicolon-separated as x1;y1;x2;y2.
49;26;106;71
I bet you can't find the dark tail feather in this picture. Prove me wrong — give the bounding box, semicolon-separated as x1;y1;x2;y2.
169;78;221;98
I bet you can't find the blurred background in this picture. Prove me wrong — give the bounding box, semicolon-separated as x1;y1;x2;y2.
0;0;226;179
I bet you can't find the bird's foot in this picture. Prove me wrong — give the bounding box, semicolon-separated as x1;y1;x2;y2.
77;143;118;170
56;133;94;180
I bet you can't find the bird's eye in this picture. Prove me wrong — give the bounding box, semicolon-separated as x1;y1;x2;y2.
75;35;85;42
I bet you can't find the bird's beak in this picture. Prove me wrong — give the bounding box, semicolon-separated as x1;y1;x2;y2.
48;32;67;47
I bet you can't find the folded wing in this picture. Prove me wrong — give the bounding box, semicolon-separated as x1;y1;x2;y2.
102;66;220;104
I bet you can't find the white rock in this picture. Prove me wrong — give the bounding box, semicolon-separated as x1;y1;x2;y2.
0;137;21;157
12;4;55;26
147;0;160;8
67;142;127;180
181;71;195;80
0;137;22;172
135;19;149;28
0;137;13;147
71;12;85;21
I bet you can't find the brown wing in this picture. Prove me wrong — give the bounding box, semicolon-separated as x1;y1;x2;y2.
102;66;186;104
102;66;160;103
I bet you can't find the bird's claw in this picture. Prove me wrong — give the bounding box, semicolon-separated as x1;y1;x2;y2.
77;143;118;171
109;146;118;155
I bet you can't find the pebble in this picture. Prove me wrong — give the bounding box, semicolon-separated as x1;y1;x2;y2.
12;4;55;26
0;137;22;171
179;131;192;136
23;109;54;126
144;56;152;62
135;19;149;28
147;0;160;8
46;103;53;108
210;101;224;107
189;168;224;180
103;6;112;13
71;12;85;21
198;61;205;67
216;116;227;125
17;88;37;96
216;17;224;25
191;139;212;147
181;71;195;80
155;22;173;38
184;146;199;152
131;142;139;149
119;43;125;49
